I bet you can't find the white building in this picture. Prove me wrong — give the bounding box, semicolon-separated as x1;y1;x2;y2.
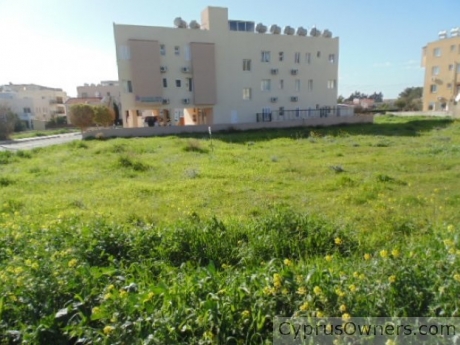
113;6;340;128
0;83;68;128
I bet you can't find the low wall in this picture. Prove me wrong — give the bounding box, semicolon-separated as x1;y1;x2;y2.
82;115;374;139
388;111;453;117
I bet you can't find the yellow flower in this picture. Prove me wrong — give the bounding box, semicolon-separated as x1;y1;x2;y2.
359;274;365;280
325;255;333;262
119;290;128;298
335;237;343;245
92;307;101;314
339;304;347;312
299;301;309;311
283;258;293;266
296;275;304;284
353;272;359;278
342;313;351;322
348;284;357;293
447;225;454;232
335;288;345;298
391;249;400;258
313;286;322;295
449;248;456;255
453;274;460;282
297;287;307;295
68;259;78;268
263;286;275;295
103;325;115;335
281;288;289;295
380;250;388;258
103;293;112;301
444;239;454;248
364;253;371;260
143;292;155;302
107;284;115;291
388;275;396;283
316;310;324;318
273;274;282;289
241;310;250;319
385;340;395;345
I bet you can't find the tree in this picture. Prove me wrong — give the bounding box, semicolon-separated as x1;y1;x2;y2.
337;95;345;104
93;105;115;127
0;104;17;140
395;87;423;111
69;104;95;133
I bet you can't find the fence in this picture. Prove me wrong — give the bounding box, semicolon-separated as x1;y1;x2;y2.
256;106;354;122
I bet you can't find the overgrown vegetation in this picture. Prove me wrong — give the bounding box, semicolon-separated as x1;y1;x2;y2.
0;115;459;344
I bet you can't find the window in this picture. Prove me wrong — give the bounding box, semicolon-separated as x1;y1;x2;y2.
160;44;166;56
187;78;193;91
23;107;31;113
228;20;254;32
163;78;167;88
449;64;454;71
243;88;252;100
279;52;284;61
295;79;301;91
243;59;251;71
279;107;285;116
123;80;133;93
328;54;335;63
434;48;441;57
176;79;181;88
327;80;337;89
118;45;131;60
430;84;437;93
261;79;271;91
317;51;321;58
432;66;440;75
306;53;311;64
308;79;313;91
261;51;270;62
184;45;191;61
174;46;180;55
294;52;300;63
279;79;284;90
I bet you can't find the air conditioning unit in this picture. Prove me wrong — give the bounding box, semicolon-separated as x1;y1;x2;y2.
290;96;298;102
271;68;279;75
160;66;167;73
270;97;278;103
181;67;191;73
291;69;298;75
162;98;170;105
182;98;190;104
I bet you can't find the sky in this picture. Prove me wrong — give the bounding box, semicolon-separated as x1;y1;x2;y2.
1;0;459;99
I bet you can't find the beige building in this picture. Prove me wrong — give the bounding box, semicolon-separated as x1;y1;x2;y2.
0;83;68;127
422;28;460;114
113;6;340;128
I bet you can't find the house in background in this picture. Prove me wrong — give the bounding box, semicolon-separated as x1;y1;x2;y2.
0;83;68;128
113;6;340;128
422;28;460;115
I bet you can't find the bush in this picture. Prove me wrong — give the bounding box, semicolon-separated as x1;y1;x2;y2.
69;104;94;133
0;105;17;140
93;105;115;127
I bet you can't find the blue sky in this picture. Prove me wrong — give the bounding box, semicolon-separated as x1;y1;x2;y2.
1;0;459;98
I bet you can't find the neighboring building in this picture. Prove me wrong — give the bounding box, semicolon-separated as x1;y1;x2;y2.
422;28;460;113
0;83;68;128
113;6;339;128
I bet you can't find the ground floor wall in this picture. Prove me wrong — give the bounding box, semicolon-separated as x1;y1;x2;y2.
83;114;374;139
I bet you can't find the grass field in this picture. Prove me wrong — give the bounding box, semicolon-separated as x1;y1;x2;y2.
1;115;460;344
11;128;78;140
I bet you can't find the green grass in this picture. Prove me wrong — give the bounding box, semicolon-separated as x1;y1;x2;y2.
1;115;460;344
11;128;78;140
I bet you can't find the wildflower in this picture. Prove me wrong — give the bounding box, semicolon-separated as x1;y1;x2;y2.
325;255;333;262
296;275;304;284
385;339;395;345
68;259;78;268
380;250;388;258
335;237;343;245
263;286;275;296
119;290;128;298
364;253;371;260
447;225;454;232
316;310;324;318
444;239;455;248
284;258;293;266
241;310;250;319
282;288;289;295
348;284;357;293
313;286;322;295
92;307;101;314
449;248;456;255
453;274;460;282
388;275;396;283
335;288;345;298
339;304;347;312
299;301;309;311
297;287;307;295
391;249;400;258
342;313;351;322
103;293;112;301
273;274;282;289
353;272;359;278
359;274;365;280
143;292;155;302
103;325;115;335
217;289;226;295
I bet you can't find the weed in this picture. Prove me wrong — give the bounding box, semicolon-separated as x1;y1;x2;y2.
0;177;14;187
118;154;149;172
184;139;209;153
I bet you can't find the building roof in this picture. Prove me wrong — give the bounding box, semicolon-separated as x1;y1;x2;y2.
1;83;64;92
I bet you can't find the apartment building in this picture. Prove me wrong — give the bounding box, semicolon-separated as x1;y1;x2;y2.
113;6;339;127
0;83;68;127
422;28;460;113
